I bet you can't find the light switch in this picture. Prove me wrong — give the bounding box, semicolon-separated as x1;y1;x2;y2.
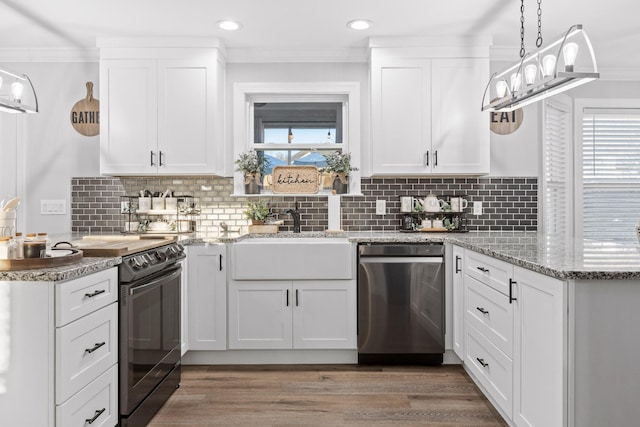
376;199;386;215
40;200;66;215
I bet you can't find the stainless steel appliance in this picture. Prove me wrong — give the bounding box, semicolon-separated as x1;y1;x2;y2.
358;243;445;364
119;242;185;427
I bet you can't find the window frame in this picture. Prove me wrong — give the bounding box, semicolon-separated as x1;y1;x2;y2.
574;98;640;241
233;82;361;196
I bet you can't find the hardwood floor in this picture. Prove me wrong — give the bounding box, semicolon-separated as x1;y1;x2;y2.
148;365;508;426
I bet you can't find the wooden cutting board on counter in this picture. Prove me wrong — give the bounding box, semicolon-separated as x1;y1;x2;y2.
66;235;177;257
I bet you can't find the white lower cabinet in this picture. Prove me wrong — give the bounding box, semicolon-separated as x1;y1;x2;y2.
512;266;565;427
187;244;227;350
0;268;118;427
55;364;118;427
457;247;566;427
228;279;356;350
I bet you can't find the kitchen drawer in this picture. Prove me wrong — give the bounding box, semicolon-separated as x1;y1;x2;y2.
56;364;118;427
56;268;118;327
465;250;512;296
464;275;513;358
465;321;513;419
56;302;118;404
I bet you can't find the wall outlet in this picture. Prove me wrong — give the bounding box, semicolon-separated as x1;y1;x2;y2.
473;201;483;215
376;199;386;215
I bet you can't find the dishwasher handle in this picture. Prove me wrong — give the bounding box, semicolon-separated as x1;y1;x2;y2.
359;256;443;264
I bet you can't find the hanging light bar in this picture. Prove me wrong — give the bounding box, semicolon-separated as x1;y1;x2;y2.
482;24;599;112
0;67;38;114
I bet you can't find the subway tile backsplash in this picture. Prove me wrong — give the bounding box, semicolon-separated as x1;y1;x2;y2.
71;176;537;236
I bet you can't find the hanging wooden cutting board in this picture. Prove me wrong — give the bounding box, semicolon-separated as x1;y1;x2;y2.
70;81;100;136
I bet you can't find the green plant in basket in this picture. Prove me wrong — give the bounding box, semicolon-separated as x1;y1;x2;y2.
321;151;358;177
244;200;270;223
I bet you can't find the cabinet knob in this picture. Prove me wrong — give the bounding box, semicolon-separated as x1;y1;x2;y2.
477;266;490;273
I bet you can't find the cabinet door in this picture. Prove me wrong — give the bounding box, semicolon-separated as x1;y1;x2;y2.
180;253;189;355
100;59;158;175
512;267;566;427
292;280;356;349
371;57;432;174
431;58;490;175
157;55;219;174
452;245;465;359
187;244;227;350
228;281;292;349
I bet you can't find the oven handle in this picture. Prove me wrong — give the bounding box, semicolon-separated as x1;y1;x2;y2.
129;267;181;295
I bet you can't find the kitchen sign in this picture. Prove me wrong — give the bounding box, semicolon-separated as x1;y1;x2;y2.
70;81;100;136
490;108;523;135
270;166;320;194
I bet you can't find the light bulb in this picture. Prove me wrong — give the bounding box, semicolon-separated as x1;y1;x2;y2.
510;72;522;92
496;80;508;98
524;64;538;85
542;54;557;77
11;81;24;103
563;42;579;72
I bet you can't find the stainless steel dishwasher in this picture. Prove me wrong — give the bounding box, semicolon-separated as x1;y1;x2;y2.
358;243;444;364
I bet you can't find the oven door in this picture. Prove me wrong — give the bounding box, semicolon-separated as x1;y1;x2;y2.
119;264;181;416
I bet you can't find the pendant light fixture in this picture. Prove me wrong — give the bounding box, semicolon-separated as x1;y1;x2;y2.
0;67;38;114
482;0;599;112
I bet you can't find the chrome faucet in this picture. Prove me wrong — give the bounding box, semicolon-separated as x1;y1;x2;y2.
286;202;301;233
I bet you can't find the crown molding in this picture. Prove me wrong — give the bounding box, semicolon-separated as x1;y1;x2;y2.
225;47;368;63
0;47;98;62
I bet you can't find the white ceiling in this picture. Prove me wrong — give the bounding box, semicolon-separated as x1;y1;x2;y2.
1;0;638;70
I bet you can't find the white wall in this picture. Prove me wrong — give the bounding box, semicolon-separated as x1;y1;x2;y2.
0;62;100;233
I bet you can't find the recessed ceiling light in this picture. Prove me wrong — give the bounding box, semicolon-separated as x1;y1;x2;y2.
347;19;372;30
217;20;241;31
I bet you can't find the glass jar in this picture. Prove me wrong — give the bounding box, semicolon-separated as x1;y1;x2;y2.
14;232;24;259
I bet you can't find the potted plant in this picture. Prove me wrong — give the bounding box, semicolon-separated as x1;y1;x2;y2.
321;151;359;194
243;200;270;225
235;150;270;194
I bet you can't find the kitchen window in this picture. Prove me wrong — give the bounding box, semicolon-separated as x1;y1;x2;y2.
233;82;361;195
575;100;640;243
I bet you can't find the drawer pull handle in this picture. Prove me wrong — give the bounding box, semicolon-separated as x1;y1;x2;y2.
85;342;106;354
477;267;490;273
476;307;489;315
84;289;106;298
476;357;489;368
455;256;461;273
85;408;105;424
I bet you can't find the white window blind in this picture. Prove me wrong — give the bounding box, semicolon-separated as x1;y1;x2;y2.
543;96;572;244
582;108;640;242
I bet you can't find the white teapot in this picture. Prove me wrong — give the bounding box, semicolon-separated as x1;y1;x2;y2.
423;192;446;212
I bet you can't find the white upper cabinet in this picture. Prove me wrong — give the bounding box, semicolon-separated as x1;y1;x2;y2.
99;40;225;176
370;42;490;175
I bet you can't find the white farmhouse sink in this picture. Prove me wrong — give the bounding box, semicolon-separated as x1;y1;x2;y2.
232;238;354;280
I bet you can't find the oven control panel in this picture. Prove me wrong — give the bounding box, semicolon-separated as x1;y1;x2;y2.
119;243;185;283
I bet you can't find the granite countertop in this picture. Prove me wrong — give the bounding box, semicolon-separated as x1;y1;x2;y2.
0;256;121;282
6;230;640;282
200;230;640;280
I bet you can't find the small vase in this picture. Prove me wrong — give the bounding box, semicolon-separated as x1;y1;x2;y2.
244;173;261;194
332;173;349;194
